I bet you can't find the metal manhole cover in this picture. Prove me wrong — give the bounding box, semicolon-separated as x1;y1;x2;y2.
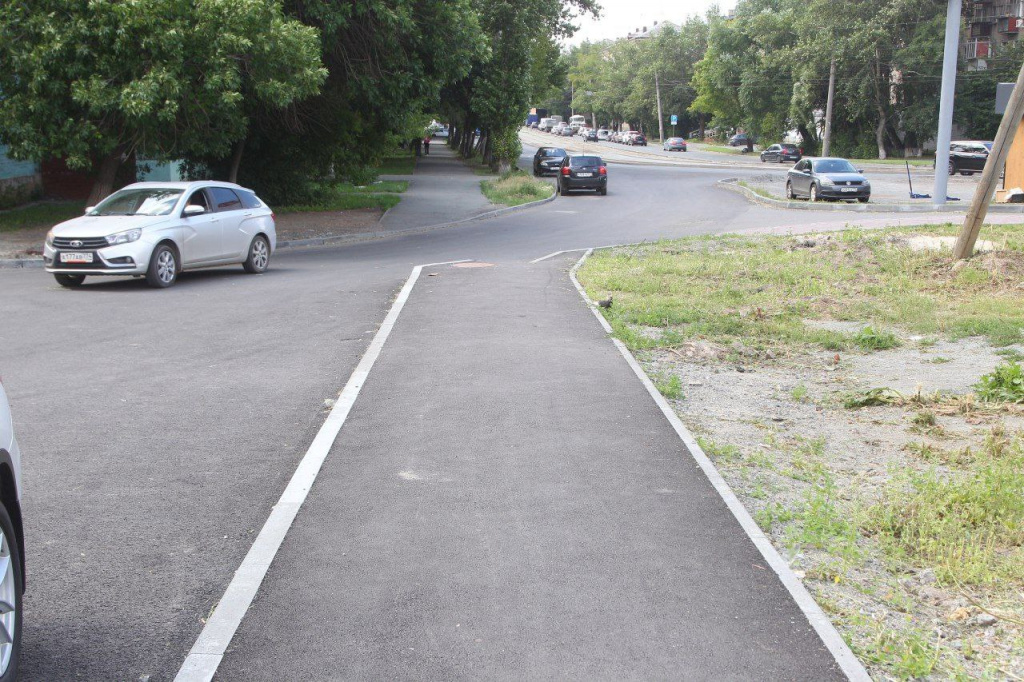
452;262;495;268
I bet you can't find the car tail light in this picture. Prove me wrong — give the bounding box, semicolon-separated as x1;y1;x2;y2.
561;167;570;176
599;166;607;175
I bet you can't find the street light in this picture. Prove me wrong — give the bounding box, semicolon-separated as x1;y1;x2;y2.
933;0;963;206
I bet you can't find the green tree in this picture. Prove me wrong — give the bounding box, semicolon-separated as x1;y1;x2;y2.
0;0;325;203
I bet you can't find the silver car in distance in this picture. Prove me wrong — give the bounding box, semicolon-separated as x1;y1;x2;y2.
43;181;277;288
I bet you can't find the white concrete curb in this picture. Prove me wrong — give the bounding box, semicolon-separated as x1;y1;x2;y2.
568;248;871;682
173;259;472;682
720;177;1024;214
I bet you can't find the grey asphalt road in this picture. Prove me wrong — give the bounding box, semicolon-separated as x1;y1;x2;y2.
0;147;932;679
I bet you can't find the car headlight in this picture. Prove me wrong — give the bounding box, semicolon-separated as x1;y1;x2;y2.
818;176;835;186
105;228;142;246
46;229;54;246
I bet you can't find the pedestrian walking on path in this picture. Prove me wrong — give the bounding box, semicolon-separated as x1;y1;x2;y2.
423;135;431;155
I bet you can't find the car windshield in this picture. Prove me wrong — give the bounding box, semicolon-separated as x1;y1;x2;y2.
668;138;682;143
539;148;566;157
782;144;798;151
813;159;857;174
89;188;184;216
570;156;601;167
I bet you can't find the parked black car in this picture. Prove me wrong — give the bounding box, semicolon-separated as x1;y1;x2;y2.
946;141;991;176
626;132;647;146
583;130;599;142
558;155;607;196
786;158;870;203
728;133;755;147
533;147;567;176
760;143;801;164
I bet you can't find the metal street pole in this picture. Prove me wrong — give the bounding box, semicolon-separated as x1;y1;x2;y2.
822;58;836;156
933;0;963;206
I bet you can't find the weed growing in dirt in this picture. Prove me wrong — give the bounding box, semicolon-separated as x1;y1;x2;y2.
865;432;1024;585
852;326;900;351
853;621;944;680
974;361;1024;403
785;478;861;559
790;384;809;402
911;411;936;427
696;436;740;463
843;387;903;409
654;373;683;400
753;502;795;532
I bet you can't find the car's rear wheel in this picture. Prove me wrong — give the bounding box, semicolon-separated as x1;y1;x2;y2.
858;197;870;203
809;184;819;202
243;235;270;274
146;243;178;288
559;181;568;197
598;187;607;196
53;274;85;288
0;504;23;681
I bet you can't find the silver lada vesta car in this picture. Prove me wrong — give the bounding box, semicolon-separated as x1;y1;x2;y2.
44;181;277;288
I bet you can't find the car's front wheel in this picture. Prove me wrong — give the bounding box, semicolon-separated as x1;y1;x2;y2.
809;184;819;202
858;197;870;203
948;160;956;176
786;181;796;200
146;243;178;288
243;235;270;274
53;274;85;288
0;504;23;682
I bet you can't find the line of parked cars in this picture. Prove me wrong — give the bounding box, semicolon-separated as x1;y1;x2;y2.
532;147;608;196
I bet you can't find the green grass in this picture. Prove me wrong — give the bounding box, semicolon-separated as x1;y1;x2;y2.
276;186;401;214
864;430;1024;585
376;153;416;175
480;171;554;207
737;181;775;200
0;202;83;233
851;157;933;167
578;224;1024;354
336;180;408;194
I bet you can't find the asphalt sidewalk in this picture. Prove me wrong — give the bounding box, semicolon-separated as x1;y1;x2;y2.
379;142;498;232
213;258;847;680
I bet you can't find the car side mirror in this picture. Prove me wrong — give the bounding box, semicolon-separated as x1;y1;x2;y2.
183;205;206;216
84;206;95;214
857;169;864;174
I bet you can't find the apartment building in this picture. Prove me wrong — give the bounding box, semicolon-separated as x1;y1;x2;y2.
965;0;1024;69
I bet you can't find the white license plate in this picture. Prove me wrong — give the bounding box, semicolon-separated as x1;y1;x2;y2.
576;172;593;177
840;187;857;193
60;252;93;263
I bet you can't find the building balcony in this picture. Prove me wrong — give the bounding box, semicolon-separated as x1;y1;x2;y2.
964;38;992;60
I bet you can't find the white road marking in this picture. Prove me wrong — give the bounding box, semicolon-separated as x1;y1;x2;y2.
529;243;648;264
568;249;871;682
174;259;470;682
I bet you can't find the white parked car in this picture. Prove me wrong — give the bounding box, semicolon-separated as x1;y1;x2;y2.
43;181;277;289
0;380;24;679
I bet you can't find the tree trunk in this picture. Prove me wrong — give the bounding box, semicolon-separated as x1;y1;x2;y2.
87;144;127;207
875;112;887;160
228;138;246;184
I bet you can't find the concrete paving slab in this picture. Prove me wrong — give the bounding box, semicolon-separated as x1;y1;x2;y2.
214;258;846;680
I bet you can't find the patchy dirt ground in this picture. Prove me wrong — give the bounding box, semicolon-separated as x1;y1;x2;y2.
642;338;1024;680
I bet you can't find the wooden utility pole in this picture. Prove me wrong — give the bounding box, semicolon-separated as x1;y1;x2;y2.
954;59;1024;259
822;58;836;157
655;69;665;143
